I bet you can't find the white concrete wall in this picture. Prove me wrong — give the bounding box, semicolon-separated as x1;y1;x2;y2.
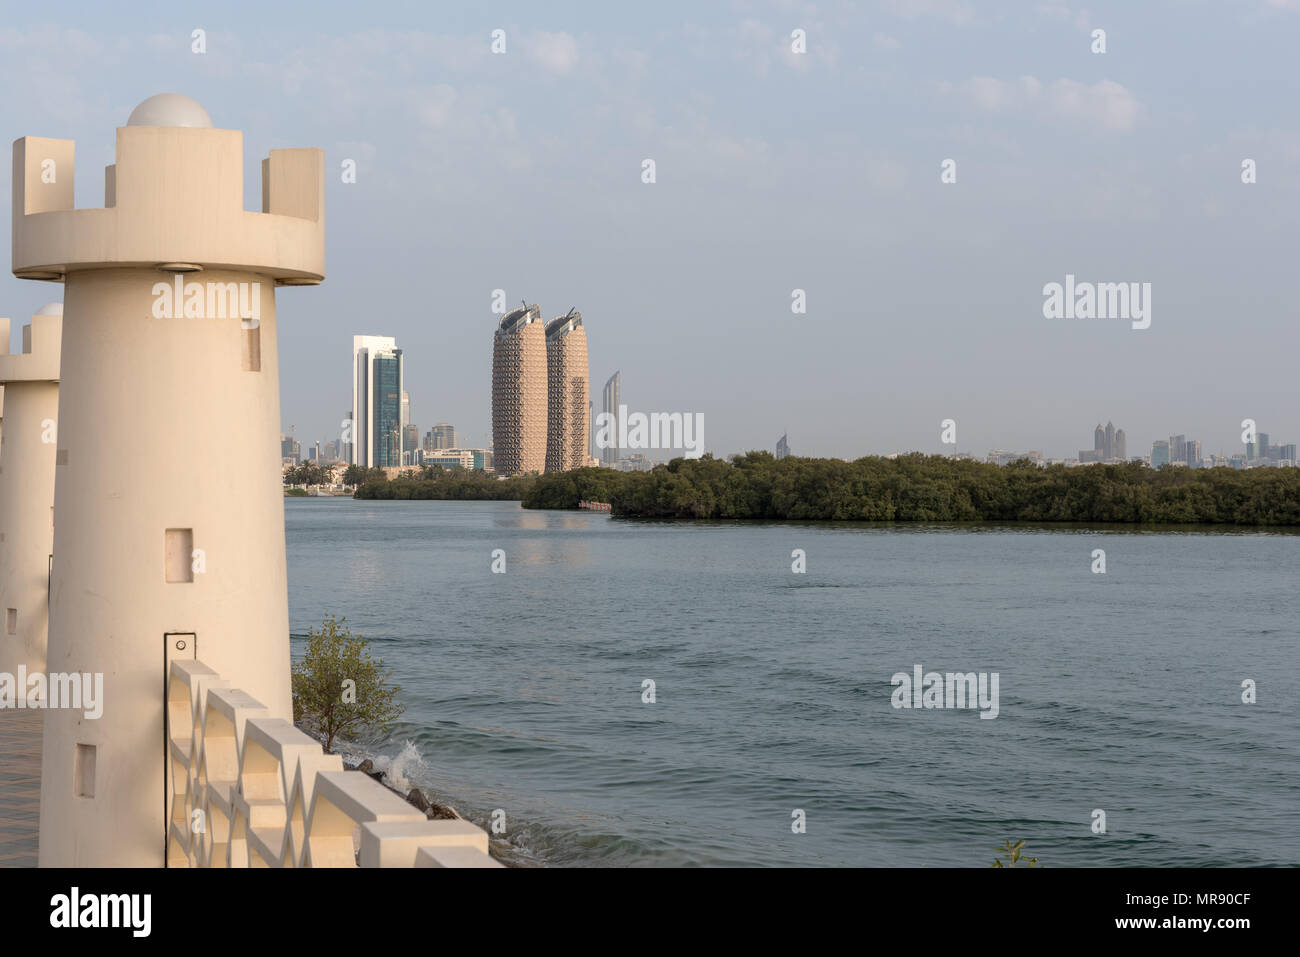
0;312;60;679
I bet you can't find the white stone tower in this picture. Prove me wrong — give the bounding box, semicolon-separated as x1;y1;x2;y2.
0;304;62;679
13;93;324;866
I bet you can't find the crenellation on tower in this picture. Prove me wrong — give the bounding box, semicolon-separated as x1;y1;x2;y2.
12;102;323;284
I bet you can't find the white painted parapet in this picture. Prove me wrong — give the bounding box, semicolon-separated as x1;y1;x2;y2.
0;304;61;678
165;659;499;868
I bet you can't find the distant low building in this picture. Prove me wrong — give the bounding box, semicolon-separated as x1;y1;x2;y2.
423;448;494;471
615;453;654;472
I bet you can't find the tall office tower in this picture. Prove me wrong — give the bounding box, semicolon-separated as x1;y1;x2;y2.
352;335;403;467
491;303;547;476
776;433;790;459
342;411;353;463
1114;428;1126;462
588;400;595;460
1170;435;1187;465
544;308;590;473
1257;432;1270;460
1094;424;1105;456
400;390;411;462
431;423;456;449
602;371;622;467
1187;439;1202;468
1104;421;1115;461
1151;440;1170;468
16;94;325;865
403;424;420;463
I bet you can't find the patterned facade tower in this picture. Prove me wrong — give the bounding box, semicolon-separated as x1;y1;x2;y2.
0;304;62;679
545;309;589;473
12;94;324;866
491;303;546;476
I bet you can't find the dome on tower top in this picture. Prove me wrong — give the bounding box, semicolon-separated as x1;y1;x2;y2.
126;93;213;129
36;303;63;315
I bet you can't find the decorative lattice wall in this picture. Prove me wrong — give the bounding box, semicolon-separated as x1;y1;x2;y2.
164;659;500;868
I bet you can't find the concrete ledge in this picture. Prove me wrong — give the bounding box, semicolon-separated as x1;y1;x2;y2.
414;845;504;869
359;819;490;868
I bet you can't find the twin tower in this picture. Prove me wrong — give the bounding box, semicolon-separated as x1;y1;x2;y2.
1;93;324;865
491;304;589;476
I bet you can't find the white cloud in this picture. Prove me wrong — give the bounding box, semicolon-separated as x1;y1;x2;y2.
530;31;578;74
944;75;1142;131
882;0;976;26
1048;78;1140;130
1034;1;1092;30
415;84;458;130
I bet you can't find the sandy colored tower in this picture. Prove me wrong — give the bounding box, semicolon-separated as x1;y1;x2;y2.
544;309;589;473
0;304;62;679
13;93;324;866
491;303;547;476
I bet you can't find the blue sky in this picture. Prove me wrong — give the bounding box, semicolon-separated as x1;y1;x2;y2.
2;0;1297;460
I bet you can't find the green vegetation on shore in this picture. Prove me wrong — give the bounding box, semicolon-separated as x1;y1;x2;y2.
284;462;335;486
354;464;534;500
527;452;1300;525
352;453;1300;525
292;615;404;754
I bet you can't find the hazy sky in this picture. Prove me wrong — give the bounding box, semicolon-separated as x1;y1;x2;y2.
2;0;1297;461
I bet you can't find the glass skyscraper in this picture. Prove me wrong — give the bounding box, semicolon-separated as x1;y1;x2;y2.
602;371;621;467
352;335;403;467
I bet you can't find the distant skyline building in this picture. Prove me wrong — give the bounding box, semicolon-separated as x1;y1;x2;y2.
425;423;456;451
401;390;411;462
403;424;420;464
1082;421;1124;464
1170;434;1187;466
545;308;590;473
352;334;403;468
776;433;789;459
424;447;493;471
491;303;547;476
1152;440;1170;468
602;371;621;467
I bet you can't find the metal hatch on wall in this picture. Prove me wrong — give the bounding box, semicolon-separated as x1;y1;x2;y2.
163;632;196;865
